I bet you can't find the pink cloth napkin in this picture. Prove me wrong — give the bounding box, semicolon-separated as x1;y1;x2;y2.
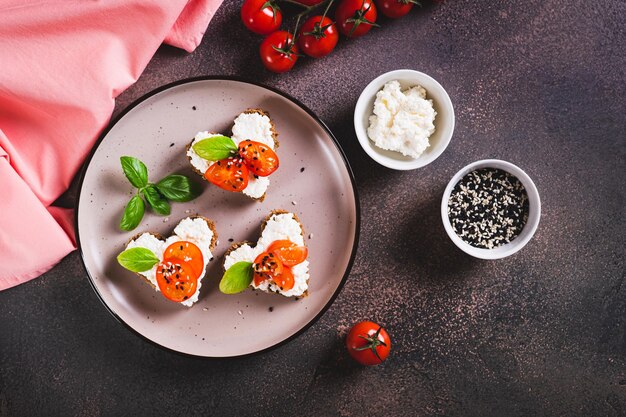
0;0;222;290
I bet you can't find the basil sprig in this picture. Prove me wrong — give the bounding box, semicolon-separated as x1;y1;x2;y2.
117;247;159;272
219;262;254;294
192;135;238;161
119;156;201;231
142;184;170;216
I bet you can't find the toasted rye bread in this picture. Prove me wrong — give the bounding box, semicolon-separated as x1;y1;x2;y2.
187;108;279;202
127;216;218;290
223;210;309;298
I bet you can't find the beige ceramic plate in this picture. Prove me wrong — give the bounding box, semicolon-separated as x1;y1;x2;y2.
77;77;359;358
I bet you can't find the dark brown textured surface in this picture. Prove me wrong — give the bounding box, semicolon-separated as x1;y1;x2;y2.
1;0;625;415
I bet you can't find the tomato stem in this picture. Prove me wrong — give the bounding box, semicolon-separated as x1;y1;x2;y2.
353;326;387;363
301;0;334;39
321;0;334;19
261;0;282;24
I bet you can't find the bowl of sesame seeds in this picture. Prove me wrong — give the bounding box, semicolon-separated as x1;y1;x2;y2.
441;159;541;259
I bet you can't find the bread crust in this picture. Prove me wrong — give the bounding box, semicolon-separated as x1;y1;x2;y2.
223;210;309;298
126;217;218;291
187;109;278;202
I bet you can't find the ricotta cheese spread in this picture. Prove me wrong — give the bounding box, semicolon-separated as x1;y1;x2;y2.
125;217;214;307
367;80;437;159
187;112;275;199
224;213;309;297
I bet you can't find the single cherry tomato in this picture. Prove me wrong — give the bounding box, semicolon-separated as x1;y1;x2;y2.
375;0;416;18
204;157;249;192
259;31;299;73
297;16;339;58
335;0;378;38
253;251;284;285
237;140;279;177
273;266;295;291
155;259;198;303
241;0;282;35
162;240;204;279
266;240;308;267
346;321;391;366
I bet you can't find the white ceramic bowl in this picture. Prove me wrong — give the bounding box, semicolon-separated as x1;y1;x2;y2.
441;159;541;260
354;69;455;170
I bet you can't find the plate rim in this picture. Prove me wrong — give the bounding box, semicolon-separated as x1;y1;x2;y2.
74;75;361;359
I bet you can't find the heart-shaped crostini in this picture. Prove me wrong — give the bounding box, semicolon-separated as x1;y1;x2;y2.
186;109;279;201
117;216;217;307
220;210;309;298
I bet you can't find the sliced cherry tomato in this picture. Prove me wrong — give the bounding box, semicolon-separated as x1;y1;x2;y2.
375;0;415;18
336;0;378;38
162;240;204;279
155;259;198;303
266;240;308;267
297;16;339;58
252;251;284;285
346;321;391;366
241;0;282;35
204;157;249;192
259;31;299;73
237;140;279;177
273;266;295;291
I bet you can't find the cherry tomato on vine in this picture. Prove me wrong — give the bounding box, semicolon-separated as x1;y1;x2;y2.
346;321;391;366
375;0;417;18
297;16;339;58
259;31;299;73
335;0;379;38
241;0;282;35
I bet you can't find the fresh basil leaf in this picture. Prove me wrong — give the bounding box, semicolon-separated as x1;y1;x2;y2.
117;247;159;272
120;156;148;188
219;262;254;294
142;184;170;215
119;195;145;231
192;135;237;161
156;174;201;202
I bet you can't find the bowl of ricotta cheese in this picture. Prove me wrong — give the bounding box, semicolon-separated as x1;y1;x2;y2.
354;69;455;170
